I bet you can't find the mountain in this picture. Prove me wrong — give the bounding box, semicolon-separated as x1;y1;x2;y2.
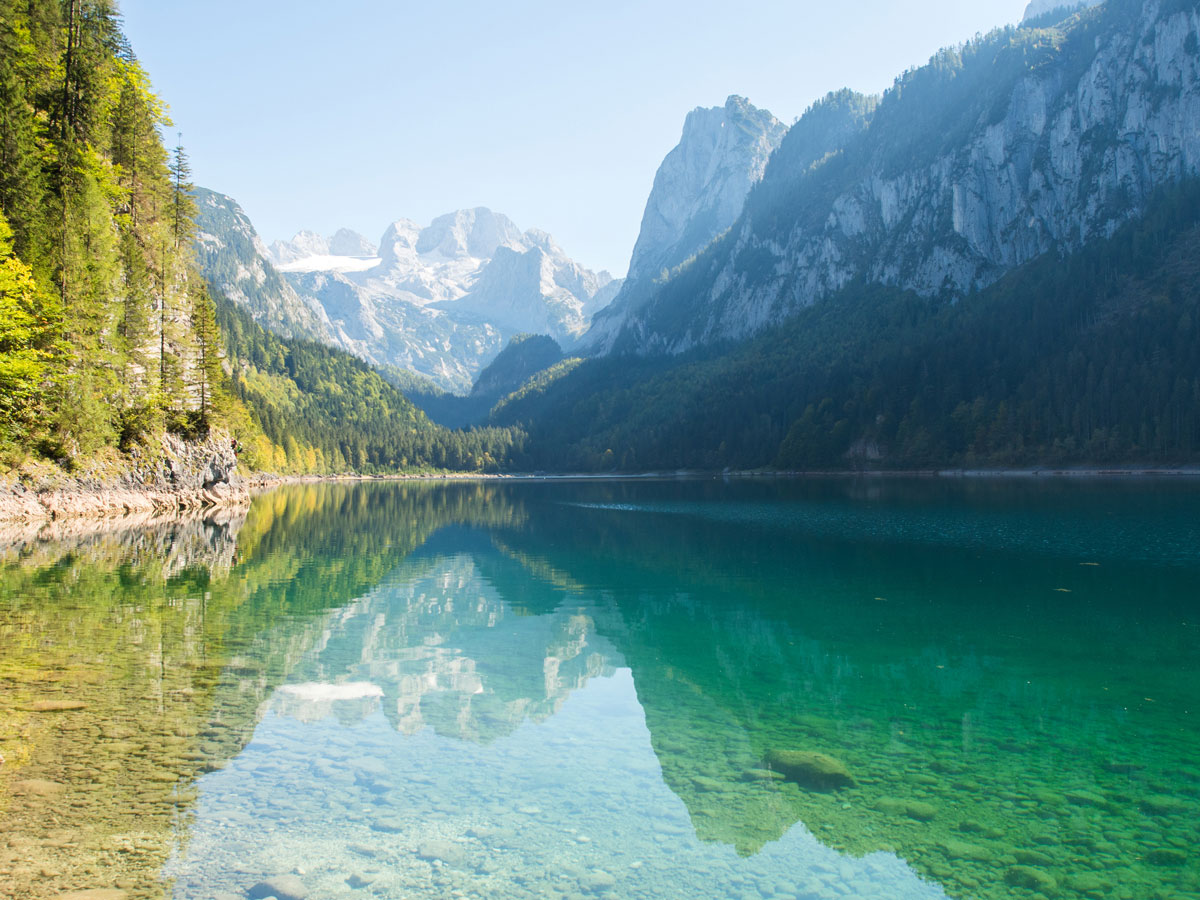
470;334;564;400
584;96;786;354
598;0;1200;356
192;189;348;346
1022;0;1104;22
490;0;1200;472
262;209;617;392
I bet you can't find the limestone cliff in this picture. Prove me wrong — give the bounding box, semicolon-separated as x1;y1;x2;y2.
601;0;1200;355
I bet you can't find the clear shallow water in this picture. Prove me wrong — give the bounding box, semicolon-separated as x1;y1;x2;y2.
1;479;1198;900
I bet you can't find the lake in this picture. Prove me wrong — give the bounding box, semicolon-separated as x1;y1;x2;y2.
1;478;1197;900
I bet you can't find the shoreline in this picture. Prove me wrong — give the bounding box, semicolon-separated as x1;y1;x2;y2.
5;463;1198;532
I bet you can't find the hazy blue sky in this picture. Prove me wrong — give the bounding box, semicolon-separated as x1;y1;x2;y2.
120;0;1028;275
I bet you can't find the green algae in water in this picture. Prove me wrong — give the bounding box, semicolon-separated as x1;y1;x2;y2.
2;478;1199;900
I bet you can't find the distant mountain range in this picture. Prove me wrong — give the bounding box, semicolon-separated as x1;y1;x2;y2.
193;94;788;396
195;201;621;392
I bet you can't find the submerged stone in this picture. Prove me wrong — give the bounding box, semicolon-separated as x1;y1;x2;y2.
1139;795;1183;815
25;699;87;712
875;797;937;821
1145;848;1187;867
1014;848;1056;867
370;817;404;834
939;839;994;862
1005;866;1058;894
904;801;938;822
1065;789;1107;808
763;749;855;791
248;875;309;900
417;840;467;866
741;768;785;782
1067;873;1113;894
1103;762;1144;774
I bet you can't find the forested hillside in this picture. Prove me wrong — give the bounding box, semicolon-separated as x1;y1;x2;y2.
0;0;241;462
217;299;526;473
493;181;1200;471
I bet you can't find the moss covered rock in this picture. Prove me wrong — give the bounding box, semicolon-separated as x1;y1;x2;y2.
763;749;856;791
1005;865;1058;894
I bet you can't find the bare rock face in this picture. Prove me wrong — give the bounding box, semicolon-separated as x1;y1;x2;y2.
0;432;249;525
584;95;786;354
628;95;788;288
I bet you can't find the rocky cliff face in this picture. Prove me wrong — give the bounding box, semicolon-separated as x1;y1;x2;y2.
192;189;349;347
601;0;1200;355
584;96;786;353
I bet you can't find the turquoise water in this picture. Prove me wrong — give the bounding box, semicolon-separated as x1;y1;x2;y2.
1;479;1197;900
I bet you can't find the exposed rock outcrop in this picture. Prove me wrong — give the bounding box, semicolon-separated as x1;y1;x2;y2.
0;433;249;525
584;95;786;354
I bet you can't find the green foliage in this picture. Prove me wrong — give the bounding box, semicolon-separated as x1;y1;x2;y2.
497;180;1200;472
217;299;526;474
0;0;252;465
0;212;60;448
471;334;563;399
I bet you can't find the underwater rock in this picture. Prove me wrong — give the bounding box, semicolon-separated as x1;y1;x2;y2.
1103;762;1144;774
1139;795;1183;815
24;699;87;712
57;892;128;900
370;817;404;834
580;871;617;891
740;768;785;782
763;749;855;791
12;778;66;796
1005;866;1058;893
875;797;937;821
1066;873;1113;894
247;875;309;900
939;839;994;862
1065;789;1107;808
1144;848;1187;867
1014;849;1057;867
904;801;938;822
417;840;467;866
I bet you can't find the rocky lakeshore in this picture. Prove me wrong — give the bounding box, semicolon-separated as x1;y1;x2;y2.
0;432;250;527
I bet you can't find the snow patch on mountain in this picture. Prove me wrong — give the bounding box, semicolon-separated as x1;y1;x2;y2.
276;255;382;274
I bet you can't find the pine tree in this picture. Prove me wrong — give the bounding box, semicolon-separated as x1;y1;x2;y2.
190;282;224;431
169;138;196;249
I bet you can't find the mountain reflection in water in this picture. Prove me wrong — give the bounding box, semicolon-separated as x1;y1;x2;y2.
2;479;1197;900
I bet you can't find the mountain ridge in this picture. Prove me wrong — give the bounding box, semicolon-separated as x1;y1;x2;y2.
598;0;1200;357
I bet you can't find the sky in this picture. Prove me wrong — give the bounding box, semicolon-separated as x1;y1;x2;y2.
119;0;1030;276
